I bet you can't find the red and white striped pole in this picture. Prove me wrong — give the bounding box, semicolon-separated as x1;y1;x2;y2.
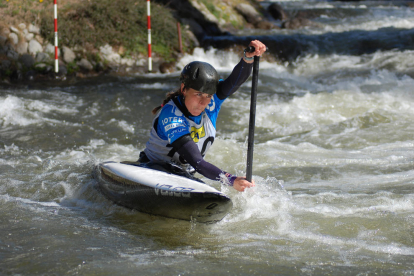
147;0;152;72
54;0;58;73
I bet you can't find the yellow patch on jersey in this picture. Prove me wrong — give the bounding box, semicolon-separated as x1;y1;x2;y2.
190;126;206;142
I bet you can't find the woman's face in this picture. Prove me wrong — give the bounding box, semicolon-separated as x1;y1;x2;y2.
182;84;212;116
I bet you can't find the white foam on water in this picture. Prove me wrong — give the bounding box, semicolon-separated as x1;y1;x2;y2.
320;16;414;33
274;1;414;33
294;51;414;76
221;61;414;148
132;82;173;90
0;95;43;126
0;94;81;127
177;48;241;71
1;18;414;271
292;191;414;217
176;47;279;73
213;174;414;258
108;118;135;133
0;193;60;207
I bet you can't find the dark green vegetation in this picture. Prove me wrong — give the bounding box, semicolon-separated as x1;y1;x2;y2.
40;1;192;61
2;0;195;62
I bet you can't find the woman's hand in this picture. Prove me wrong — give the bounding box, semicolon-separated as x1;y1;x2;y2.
243;40;267;63
233;177;255;192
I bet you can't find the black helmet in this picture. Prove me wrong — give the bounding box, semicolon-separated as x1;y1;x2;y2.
180;61;219;95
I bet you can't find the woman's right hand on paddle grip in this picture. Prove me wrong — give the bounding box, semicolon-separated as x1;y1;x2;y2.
233;177;255;192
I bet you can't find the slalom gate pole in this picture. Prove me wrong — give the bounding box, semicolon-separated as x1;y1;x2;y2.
54;0;58;73
245;46;260;182
147;0;152;72
177;22;183;53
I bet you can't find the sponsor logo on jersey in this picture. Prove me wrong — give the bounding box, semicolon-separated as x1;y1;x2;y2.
161;116;183;125
165;122;185;131
162;116;185;132
190;126;205;142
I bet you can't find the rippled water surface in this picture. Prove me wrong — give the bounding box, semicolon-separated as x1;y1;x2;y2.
1;1;414;275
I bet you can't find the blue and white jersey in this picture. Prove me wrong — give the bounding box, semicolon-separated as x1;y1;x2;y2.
144;94;225;165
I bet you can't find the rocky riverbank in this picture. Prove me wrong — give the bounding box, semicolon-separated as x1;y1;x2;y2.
0;21;154;83
0;0;320;84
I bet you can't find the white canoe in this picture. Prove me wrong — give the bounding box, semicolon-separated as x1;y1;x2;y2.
94;161;233;223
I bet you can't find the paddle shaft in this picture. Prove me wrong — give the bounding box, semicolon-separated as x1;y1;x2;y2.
245;47;260;182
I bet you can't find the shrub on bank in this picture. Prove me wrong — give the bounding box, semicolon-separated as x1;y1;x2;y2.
1;0;193;62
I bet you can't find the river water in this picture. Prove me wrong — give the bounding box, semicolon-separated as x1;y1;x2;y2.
1;1;414;275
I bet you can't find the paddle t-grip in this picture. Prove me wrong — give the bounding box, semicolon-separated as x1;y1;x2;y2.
244;46;255;53
244;46;269;53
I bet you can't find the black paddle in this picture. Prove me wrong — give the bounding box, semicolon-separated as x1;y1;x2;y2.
245;46;261;183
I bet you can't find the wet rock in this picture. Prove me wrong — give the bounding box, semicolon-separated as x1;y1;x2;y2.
189;0;219;24
24;70;37;81
8;33;18;45
99;44;121;64
44;43;56;54
159;62;176;73
136;58;146;67
10;26;20;34
35;35;44;45
58;64;67;75
95;62;105;72
256;20;276;30
268;3;288;21
16;41;28;55
28;24;40;35
35;63;47;70
0;44;9;55
182;18;205;42
235;4;262;26
34;63;53;75
46;65;53;73
0;60;11;71
1;27;10;37
19;54;35;69
185;29;200;47
120;58;135;67
10;69;22;81
99;44;113;56
62;46;76;63
282;17;316;29
77;58;93;71
107;53;121;65
25;33;34;41
28;39;43;55
7;49;19;60
161;0;225;38
36;52;50;63
18;23;27;31
235;3;274;29
0;35;7;46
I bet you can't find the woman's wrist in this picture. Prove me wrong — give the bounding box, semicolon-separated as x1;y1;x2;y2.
224;172;237;186
243;50;254;62
244;53;254;61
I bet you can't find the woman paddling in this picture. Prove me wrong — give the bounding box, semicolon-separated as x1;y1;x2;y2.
139;40;267;192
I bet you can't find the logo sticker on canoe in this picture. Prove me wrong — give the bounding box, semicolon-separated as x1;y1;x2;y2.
154;184;194;198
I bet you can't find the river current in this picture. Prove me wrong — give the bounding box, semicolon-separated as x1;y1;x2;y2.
1;1;414;275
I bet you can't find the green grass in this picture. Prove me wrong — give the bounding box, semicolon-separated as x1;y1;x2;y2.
1;0;255;65
38;0;192;62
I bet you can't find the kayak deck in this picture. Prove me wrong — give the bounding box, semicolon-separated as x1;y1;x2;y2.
93;161;233;223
